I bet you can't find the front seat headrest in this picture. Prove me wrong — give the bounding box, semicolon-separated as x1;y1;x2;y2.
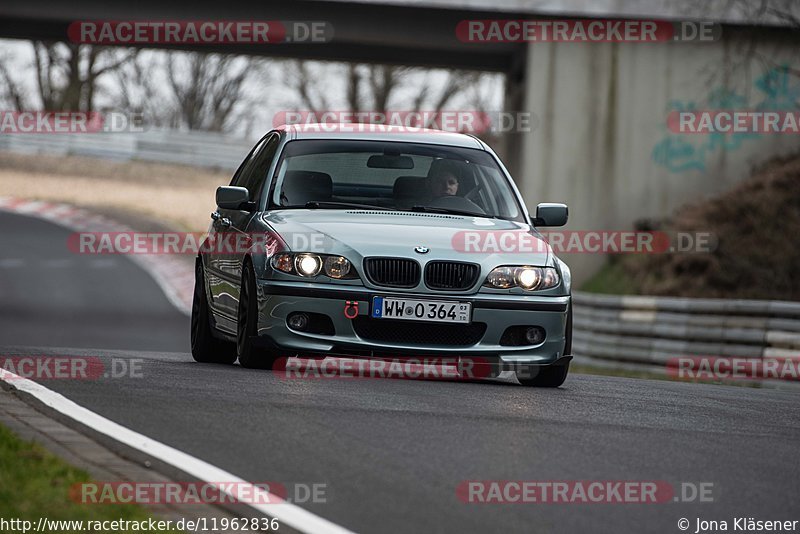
281;170;333;206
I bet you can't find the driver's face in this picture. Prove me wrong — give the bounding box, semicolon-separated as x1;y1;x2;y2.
436;172;459;196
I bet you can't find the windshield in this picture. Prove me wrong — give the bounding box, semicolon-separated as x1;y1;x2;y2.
269;139;526;222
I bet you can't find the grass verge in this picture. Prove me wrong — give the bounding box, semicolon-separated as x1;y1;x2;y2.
0;422;180;533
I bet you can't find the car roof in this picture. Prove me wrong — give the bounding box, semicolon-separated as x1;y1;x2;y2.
274;123;486;149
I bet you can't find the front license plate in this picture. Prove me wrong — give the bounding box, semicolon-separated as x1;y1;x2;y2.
371;297;471;324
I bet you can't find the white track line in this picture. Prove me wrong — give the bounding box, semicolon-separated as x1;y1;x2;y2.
0;371;356;534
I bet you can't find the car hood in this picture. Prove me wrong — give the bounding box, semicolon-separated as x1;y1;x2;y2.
262;209;552;266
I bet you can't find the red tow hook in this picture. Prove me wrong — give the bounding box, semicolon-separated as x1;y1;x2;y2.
344;301;359;319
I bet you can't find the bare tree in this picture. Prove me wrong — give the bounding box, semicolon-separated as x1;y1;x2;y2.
32;42;136;111
284;60;331;113
0;42;135;112
283;60;489;119
113;53;179;129
161;52;262;132
0;54;30;111
687;0;800;99
367;65;404;113
108;49;272;135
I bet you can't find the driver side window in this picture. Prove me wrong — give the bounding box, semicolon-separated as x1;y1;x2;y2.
232;134;280;203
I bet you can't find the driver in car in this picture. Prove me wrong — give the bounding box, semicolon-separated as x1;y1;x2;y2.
430;164;460;197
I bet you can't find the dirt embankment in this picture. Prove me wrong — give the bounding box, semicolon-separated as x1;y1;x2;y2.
611;154;800;300
0;152;229;232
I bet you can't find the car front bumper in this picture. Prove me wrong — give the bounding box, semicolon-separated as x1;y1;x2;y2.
254;280;570;366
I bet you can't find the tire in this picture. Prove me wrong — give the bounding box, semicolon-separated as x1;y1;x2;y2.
516;302;572;387
516;362;570;387
191;260;237;364
564;300;573;356
236;262;278;369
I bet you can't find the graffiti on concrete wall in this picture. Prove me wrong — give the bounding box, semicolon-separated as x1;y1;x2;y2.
651;65;800;173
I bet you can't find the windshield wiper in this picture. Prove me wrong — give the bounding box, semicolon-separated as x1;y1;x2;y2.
303;201;395;210
410;205;500;219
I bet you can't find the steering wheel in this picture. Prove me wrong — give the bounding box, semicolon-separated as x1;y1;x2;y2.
465;183;483;203
428;194;486;214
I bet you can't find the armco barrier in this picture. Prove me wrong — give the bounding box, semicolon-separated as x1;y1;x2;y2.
0;129;253;170
572;291;800;369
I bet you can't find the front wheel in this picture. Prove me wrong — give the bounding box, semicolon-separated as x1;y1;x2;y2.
237;262;279;370
191;260;237;364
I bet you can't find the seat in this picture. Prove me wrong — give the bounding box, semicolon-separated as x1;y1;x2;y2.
281;170;333;206
427;158;465;180
393;176;431;209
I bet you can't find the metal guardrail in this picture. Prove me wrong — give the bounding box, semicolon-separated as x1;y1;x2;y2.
572;291;800;369
0;129;254;170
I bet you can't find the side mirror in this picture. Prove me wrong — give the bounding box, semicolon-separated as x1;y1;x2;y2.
216;186;249;210
534;203;568;227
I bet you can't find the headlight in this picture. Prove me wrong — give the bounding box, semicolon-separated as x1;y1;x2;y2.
484;266;560;291
272;253;294;273
270;253;357;279
295;254;322;277
516;267;541;290
485;266;516;288
324;256;351;279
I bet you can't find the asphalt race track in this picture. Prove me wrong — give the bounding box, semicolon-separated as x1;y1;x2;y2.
0;211;188;352
1;210;799;534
